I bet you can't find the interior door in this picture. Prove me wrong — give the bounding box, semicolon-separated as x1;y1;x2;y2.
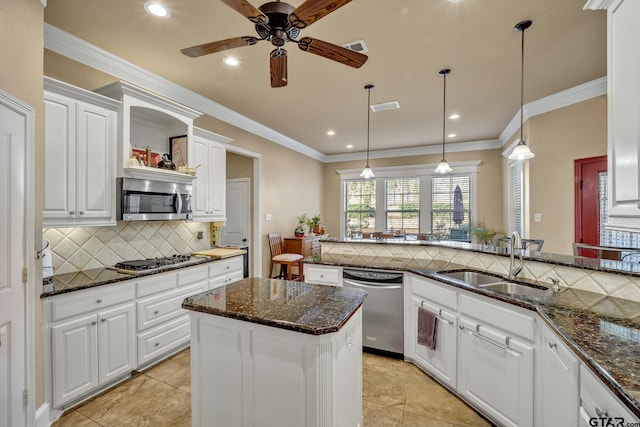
575;156;607;256
222;178;250;247
0;94;29;426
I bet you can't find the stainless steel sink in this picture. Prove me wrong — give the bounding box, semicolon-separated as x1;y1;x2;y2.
479;281;549;296
436;270;504;286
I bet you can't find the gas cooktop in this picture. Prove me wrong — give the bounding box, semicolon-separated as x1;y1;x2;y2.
111;254;201;274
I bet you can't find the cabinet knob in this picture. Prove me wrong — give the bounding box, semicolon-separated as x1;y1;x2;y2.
91;321;97;326
79;211;85;215
595;407;608;418
101;318;106;323
96;299;103;303
69;211;75;215
154;342;160;347
154;310;159;315
548;342;557;349
320;274;324;278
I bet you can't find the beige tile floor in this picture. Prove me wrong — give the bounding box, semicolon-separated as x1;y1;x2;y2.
53;349;492;427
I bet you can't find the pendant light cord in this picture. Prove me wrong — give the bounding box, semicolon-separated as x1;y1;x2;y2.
442;72;447;160
520;25;525;143
366;86;371;165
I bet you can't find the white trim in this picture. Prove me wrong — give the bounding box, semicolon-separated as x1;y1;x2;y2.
499;77;607;146
0;90;36;427
44;24;326;162
40;0;46;6
35;403;49;427
583;0;616;10
336;160;483;179
44;76;120;111
193;127;233;145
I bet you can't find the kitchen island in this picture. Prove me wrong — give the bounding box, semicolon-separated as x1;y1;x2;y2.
182;277;368;427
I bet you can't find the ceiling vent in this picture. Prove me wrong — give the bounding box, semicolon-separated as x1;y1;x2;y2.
370;101;400;112
343;39;368;53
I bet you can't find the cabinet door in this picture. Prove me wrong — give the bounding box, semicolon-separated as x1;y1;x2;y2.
75;101;116;224
52;314;98;407
607;0;640;227
191;136;210;219
409;296;457;389
43;92;76;223
458;318;534;427
98;303;136;384
539;326;579;427
208;141;226;220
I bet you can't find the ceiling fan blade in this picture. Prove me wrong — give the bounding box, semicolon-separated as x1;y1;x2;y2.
220;0;268;24
297;37;367;68
289;0;352;29
181;36;258;58
270;49;288;88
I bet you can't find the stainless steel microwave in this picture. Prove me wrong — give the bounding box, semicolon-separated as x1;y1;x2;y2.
117;177;192;221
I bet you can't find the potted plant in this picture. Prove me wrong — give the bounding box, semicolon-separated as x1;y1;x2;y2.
295;213;308;237
470;219;505;246
308;214;321;234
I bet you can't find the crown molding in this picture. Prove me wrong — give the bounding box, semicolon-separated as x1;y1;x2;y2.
193;127;234;145
44;76;120;111
44;24;326;162
583;0;616;10
499;76;607;145
336;160;483;179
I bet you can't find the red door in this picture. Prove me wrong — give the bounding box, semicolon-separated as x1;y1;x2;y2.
574;156;607;257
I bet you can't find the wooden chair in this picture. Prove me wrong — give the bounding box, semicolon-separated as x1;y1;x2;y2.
268;233;304;281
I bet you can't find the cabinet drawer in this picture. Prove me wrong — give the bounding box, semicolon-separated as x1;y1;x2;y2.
177;264;208;287
50;282;134;322
459;294;534;341
580;364;638;423
305;265;342;286
410;276;457;311
137;315;190;366
209;256;243;277
136;283;205;332
136;272;177;298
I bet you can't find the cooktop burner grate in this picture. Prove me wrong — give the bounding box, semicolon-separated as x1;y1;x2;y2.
114;254;192;271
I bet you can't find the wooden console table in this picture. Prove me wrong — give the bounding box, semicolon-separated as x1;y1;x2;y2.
284;235;325;257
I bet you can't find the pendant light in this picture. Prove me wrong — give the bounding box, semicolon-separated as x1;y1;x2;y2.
360;84;375;179
435;69;453;174
508;20;535;160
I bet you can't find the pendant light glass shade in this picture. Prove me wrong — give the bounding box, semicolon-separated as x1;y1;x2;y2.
360;84;375;179
508;20;535;161
435;69;452;174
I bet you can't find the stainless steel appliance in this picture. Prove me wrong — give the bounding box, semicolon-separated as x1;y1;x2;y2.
110;254;202;275
117;177;192;221
342;268;404;356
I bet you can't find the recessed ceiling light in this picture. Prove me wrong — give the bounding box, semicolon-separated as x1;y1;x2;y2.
327;130;336;136
447;0;464;3
346;144;354;149
224;57;240;66
144;1;171;17
449;113;460;120
448;133;457;138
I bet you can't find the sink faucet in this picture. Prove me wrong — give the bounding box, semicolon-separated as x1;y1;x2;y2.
508;231;523;280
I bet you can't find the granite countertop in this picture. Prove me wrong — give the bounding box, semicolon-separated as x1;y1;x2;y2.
307;254;640;418
182;277;368;336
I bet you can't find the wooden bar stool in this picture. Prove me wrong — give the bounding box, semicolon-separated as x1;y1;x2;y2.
268;232;304;281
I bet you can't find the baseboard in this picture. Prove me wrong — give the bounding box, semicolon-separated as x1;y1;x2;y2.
35;402;50;427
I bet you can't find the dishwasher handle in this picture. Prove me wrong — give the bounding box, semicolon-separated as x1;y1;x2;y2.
343;279;402;290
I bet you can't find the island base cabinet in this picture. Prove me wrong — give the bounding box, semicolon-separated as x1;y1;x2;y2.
457;318;534;427
189;309;363;427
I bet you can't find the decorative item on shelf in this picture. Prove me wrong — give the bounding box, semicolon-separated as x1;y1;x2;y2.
308;214;321;235
435;69;453;174
131;147;161;167
177;164;201;175
170;135;188;167
295;213;308;237
508;19;535;160
360;84;375;179
470;219;505;246
157;153;176;170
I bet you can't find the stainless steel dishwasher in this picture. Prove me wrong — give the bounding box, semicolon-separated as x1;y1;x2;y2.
342;268;404;356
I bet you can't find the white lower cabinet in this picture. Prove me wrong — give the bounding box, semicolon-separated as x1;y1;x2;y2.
51;300;135;407
304;264;343;286
579;364;639;426
538;324;579;427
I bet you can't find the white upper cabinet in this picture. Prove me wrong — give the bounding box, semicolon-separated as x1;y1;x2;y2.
191;127;232;222
587;0;640;231
43;77;120;227
94;80;202;183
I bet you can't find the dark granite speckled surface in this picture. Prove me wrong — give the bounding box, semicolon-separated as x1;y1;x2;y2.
308;254;640;418
182;277;367;335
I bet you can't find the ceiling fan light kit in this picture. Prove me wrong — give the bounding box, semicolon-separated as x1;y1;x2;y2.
181;0;368;88
508;19;535;161
435;68;453;174
360;84;375;179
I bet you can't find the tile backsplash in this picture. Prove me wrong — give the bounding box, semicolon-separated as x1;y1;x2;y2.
44;221;211;274
322;242;640;303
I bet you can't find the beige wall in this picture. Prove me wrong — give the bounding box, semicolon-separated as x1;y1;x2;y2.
525;96;606;255
1;0;45;406
323;148;504;238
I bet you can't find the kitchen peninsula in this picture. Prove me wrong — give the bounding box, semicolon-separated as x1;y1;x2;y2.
182;277;367;427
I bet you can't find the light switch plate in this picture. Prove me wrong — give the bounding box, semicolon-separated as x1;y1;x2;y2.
266;213;272;221
534;213;542;222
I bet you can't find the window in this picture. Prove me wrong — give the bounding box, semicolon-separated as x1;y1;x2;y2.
431;176;471;240
344;180;376;237
386;178;420;234
510;161;524;235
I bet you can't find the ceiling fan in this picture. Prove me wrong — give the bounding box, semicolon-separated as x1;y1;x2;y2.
180;0;368;88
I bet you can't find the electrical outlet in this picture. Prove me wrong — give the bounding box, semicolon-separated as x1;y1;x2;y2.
266;213;272;221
